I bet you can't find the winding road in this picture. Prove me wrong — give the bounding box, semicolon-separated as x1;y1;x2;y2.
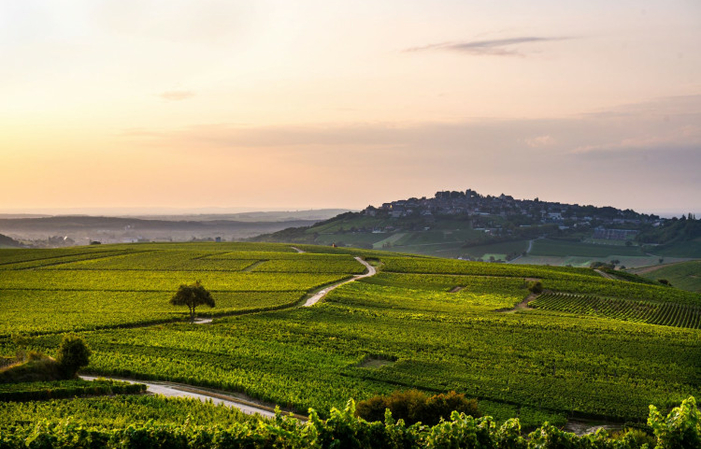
81;256;377;419
80;375;305;419
303;257;376;306
506;239;535;264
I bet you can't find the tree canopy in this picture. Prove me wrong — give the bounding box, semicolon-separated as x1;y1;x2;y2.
169;281;215;323
57;334;91;378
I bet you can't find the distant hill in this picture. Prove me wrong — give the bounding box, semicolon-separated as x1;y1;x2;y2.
0;213;343;247
252;188;700;266
0;233;22;248
121;209;351;223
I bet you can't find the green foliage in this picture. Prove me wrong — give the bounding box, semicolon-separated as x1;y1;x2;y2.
380;256;601;279
2;242;701;431
170;281;215;322
598;268;660;286
356;390;480;426
637;217;701;245
0;290;308;337
0;245;359;336
543;277;701;306
531;238;646;257
635;261;701;293
0;379;145;401
1;397;700;448
527;280;544;294
611;428;657;449
0;356;61;384
531;292;701;329
56;335;91;378
648;396;701;449
0;394;255;430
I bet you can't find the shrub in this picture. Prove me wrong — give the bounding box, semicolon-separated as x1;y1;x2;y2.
527;280;544;294
356;390;480;426
56;335;91;379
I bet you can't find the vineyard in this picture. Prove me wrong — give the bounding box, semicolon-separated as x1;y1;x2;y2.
0;243;364;336
0;394;255;430
0;379;145;402
530;292;701;329
1;242;701;433
0;396;700;448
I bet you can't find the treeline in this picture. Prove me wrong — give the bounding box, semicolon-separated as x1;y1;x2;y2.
2;397;700;449
637;215;701;244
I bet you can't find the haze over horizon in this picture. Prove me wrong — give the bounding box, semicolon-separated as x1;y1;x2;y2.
2;1;699;215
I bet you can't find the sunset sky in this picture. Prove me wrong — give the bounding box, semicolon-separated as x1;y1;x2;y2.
1;1;700;215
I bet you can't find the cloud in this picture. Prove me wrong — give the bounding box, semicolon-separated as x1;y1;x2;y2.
157;90;195;101
524;135;556;148
404;36;572;56
571;125;701;155
123;94;701;168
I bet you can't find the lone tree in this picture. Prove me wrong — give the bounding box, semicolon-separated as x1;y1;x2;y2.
170;280;215;323
527;280;544;294
57;334;91;379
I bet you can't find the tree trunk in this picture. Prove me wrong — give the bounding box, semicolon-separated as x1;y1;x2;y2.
189;305;195;323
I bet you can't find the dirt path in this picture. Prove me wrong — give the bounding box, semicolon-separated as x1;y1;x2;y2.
564;419;623;436
81;375;305;420
290;246;305;253
75;258;378;416
499;293;538;313
594;269;616;280
630;261;686;275
303;257;376;306
192;257;377;321
242;260;267;272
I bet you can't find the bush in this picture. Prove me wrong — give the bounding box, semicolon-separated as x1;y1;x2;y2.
527;280;544;294
56;335;91;379
356;390;480;426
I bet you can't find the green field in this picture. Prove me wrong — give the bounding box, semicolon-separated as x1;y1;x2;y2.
530;239;646;258
0;394;255;430
652;238;701;258
2;242;701;435
0;243;362;336
634;260;701;293
461;240;529;260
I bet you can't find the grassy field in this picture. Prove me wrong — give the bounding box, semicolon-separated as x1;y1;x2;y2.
1;242;701;431
462;240;529;260
633;261;701;293
530;239;646;258
652;238;701;258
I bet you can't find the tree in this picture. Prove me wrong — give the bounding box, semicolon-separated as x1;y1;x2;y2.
170;280;215;323
56;334;91;379
527;280;544;294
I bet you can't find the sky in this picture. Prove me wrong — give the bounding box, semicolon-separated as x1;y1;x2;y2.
1;0;700;216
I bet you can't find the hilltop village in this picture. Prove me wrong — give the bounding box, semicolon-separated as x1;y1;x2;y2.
361;189;661;239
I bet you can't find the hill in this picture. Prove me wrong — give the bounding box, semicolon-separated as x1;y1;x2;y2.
252;189;700;266
0;233;21;248
631;260;701;293
1;242;700;429
0;215;331;247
